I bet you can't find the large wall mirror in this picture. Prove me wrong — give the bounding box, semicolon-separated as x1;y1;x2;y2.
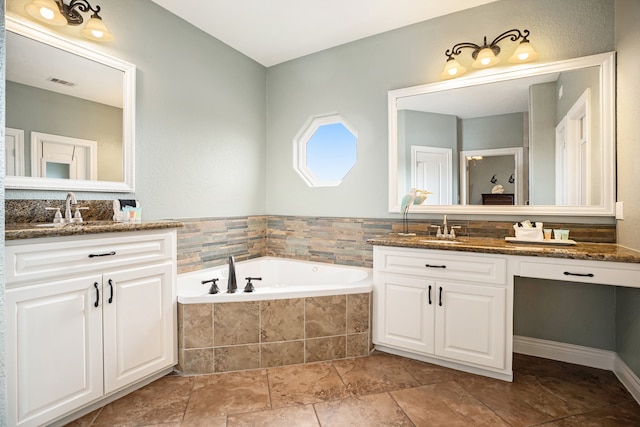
5;17;136;192
389;52;615;216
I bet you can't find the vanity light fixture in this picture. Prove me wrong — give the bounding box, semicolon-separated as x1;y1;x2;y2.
25;0;114;42
441;29;538;80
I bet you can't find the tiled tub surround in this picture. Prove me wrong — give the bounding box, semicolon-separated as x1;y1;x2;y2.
177;292;372;374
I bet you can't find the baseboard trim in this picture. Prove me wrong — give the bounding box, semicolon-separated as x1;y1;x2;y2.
513;335;615;370
514;335;640;405
614;356;640;405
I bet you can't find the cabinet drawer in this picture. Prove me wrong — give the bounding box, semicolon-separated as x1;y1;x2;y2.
6;230;175;285
518;258;640;287
374;246;506;285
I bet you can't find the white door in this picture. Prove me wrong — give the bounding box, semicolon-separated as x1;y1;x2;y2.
435;281;506;369
555;89;591;205
5;127;25;176
31;132;98;180
7;276;103;427
375;272;435;354
103;263;175;393
411;146;452;205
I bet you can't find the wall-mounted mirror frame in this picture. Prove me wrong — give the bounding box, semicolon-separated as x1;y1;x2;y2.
5;16;136;192
388;52;615;216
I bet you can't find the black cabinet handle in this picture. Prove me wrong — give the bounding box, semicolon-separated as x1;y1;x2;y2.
108;279;114;303
425;264;447;269
428;285;432;305
93;282;100;307
439;287;443;306
88;251;116;258
563;272;595;278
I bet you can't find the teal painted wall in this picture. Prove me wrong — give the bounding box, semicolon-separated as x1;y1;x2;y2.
398;110;458;204
265;0;614;218
6;0;267;220
514;277;616;350
6;81;123;181
614;0;640;381
616;0;640;251
529;82;556;205
616;287;640;375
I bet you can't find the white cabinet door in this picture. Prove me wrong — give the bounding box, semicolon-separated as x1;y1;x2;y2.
103;262;175;393
7;275;103;427
435;281;506;369
375;272;435;354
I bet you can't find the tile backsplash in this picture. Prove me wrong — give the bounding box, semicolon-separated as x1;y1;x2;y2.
177;215;616;273
4;200;617;273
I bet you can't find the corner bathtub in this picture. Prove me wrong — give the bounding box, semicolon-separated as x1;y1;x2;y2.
177;257;373;303
177;257;373;374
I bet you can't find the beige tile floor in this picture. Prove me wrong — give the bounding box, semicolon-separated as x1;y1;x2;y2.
65;352;640;426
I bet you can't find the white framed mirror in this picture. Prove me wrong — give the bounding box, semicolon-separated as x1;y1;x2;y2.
5;17;136;192
389;52;615;216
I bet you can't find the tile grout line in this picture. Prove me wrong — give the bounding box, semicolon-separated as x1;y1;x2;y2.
452;378;515;426
386;390;418;427
179;376;197;425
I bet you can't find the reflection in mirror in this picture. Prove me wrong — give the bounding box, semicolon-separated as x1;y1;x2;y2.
389;52;615;216
460;147;523;205
5;17;136;192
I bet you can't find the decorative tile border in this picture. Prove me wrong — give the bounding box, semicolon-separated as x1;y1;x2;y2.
176;215;616;272
4;200;616;271
177;216;267;273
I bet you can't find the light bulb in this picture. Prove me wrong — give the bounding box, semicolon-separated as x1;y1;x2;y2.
472;47;500;69
40;7;55;20
440;58;467;80
25;0;67;26
509;41;538;63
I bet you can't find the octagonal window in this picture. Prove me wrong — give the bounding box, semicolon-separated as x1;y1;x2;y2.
294;114;357;187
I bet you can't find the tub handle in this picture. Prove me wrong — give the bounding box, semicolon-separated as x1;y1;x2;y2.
202;278;220;294
244;277;262;293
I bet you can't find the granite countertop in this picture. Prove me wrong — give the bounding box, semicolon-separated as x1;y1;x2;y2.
5;220;184;241
367;234;640;264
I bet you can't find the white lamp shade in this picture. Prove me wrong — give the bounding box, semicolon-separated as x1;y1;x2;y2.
25;0;67;26
509;41;539;63
81;16;115;42
472;47;500;68
440;58;467;80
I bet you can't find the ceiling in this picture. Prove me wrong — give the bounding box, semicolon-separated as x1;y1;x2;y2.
6;31;123;108
150;0;499;67
397;73;561;119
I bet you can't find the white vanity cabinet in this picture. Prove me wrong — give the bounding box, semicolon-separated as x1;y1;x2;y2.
5;229;177;427
373;246;511;378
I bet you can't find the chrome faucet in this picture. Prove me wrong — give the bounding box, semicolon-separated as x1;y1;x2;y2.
227;256;237;293
64;192;77;223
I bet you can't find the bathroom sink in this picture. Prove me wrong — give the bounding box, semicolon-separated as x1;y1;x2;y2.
419;239;462;244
